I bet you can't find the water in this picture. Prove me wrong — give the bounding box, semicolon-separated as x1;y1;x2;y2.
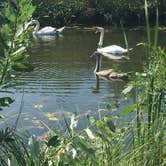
1;28;165;135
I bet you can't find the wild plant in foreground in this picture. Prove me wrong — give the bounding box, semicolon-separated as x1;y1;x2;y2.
43;1;165;165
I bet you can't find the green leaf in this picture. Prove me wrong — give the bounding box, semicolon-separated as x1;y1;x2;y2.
87;114;95;125
122;85;133;95
97;119;105;131
123;105;136;115
47;135;61;147
113;101;120;108
11;53;29;62
104;117;115;132
28;135;40;159
85;128;95;140
70;114;78;131
12;62;33;72
0;97;14;107
75;137;95;154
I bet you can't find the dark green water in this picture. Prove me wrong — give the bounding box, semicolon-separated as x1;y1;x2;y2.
1;28;165;135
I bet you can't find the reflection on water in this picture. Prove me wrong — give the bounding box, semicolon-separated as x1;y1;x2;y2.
1;28;165;134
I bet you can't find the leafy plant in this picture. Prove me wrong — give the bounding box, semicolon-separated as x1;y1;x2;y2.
0;0;37;165
0;0;35;112
40;1;166;165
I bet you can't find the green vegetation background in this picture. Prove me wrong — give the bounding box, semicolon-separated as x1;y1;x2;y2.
32;0;166;26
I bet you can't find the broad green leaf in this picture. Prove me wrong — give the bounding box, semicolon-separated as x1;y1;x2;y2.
123;105;136;115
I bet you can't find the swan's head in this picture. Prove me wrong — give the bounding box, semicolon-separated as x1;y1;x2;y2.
94;27;104;34
90;51;101;58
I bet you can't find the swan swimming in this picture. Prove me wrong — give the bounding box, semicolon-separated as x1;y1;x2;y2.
91;27;130;80
31;20;65;36
93;27;132;60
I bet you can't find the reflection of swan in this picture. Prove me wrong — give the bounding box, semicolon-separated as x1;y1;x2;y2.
31;20;65;36
91;52;129;81
94;27;132;59
96;69;128;81
33;33;64;42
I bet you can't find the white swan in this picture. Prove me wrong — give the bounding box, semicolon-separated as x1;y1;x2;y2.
90;27;131;80
94;27;131;60
31;20;65;36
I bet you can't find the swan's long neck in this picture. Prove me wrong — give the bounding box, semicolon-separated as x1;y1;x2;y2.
94;54;101;73
33;20;40;33
98;29;104;48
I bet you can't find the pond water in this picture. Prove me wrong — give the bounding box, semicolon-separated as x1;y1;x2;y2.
1;28;165;135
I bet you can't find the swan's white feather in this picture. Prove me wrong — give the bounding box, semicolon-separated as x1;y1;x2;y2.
97;45;128;55
39;26;56;33
101;52;127;60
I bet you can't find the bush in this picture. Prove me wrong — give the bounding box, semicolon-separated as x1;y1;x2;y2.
32;0;166;26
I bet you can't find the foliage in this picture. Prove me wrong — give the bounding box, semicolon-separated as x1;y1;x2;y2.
0;128;30;166
32;0;166;26
0;0;35;111
0;0;36;165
